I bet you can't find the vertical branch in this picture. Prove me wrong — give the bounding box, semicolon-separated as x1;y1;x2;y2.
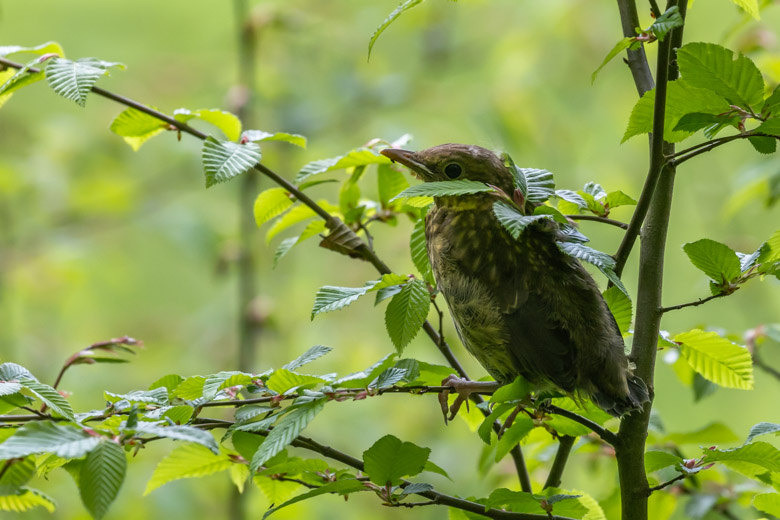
615;0;655;96
544;436;575;489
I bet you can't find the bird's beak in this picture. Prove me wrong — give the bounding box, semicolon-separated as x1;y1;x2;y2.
380;148;434;180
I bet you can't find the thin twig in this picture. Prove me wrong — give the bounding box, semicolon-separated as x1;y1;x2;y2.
544;435;576;489
660;293;727;313
648;0;662;17
544;405;618;446
391;499;439;508
753;350;780;381
566;215;628;230
648;473;686;493
670;134;779;167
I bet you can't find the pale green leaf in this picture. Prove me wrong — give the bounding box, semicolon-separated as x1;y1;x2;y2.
109;107;167;151
522;168;555;203
131;423;219;454
0;42;64;58
144;443;231;495
495;418;534;462
756;117;780;136
229;464;250;493
311;285;371;319
0;59;45;98
170;376;206;401
104;388;168;406
683;238;742;283
0;488;56;513
423;459;451;479
604;190;637;209
79;441;126;520
0;363;34;381
675;329;753;389
265;369;326;394
753;493;780;516
677;42;764;108
283;345;333;371
261;479;366;520
0;382;22;396
175;108;242;141
701;441;780;473
493;201;552;239
384;279;430;352
363;434;430;485
253;187;293;226
296;148;389;184
662;422;739;445
410;218;435;285
377;164;410;206
202;371;254;401
250;399;326;472
746;422;780;443
391;180;494;201
202;137;261;188
21;379;75;421
555;189;587;209
730;0;760;19
0;422;100;460
592;37;634;84
645;451;683;473
603;286;632;335
44;57;124;107
368;0;425;60
242;130;306;148
148;374;183;393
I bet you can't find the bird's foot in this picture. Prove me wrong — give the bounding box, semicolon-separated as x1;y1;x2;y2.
438;375;501;424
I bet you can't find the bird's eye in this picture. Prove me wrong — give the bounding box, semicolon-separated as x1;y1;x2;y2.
444;163;462;179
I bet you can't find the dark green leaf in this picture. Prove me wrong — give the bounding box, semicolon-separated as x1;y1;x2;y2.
79;441;126;520
749;136;777;154
762;84;780;115
649;6;683;41
384;279;431;352
363;434;430;485
493;201;552;239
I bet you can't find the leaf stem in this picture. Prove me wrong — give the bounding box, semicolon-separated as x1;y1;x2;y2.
648;473;686;493
660;293;727;313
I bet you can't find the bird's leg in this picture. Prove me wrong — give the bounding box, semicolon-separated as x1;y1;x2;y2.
438;375;501;424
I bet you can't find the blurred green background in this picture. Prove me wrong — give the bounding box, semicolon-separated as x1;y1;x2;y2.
1;0;779;518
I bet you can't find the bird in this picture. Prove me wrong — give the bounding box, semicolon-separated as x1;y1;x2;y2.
380;144;649;418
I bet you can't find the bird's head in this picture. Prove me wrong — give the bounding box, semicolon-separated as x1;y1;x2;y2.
380;144;515;197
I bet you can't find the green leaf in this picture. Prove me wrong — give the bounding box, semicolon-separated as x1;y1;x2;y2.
503;153;527;195
131;423;219;454
20;379;75;421
490;375;532;404
762;84;780;115
368;0;425;60
174;108;242;141
265;203;322;243
254;188;293;227
493;201;551;239
623;79;731;143
749;136;777;154
79;441;126;520
649;6;683;41
753;493;780;516
283;345;333;371
258;457;329;478
148;374;183;393
555;190;587;209
202;137;261;188
673;112;727;133
363;434;430;485
0;456;34;488
265;369;326;394
486;488;586;516
250;399;326;472
478;403;515;444
202;371;254;401
662;422;739;445
410;218;435;285
0;363;34;381
730;0;760;19
522;168;555;203
0;59;45;98
296;148;389;184
0;422;100;459
0;382;22;396
495;418;534;462
311;285;372;319
701;441;780;473
556;241;627;294
423;460;451;480
378;164;410;206
0;488;56;513
44;57;124;107
603;286;632;334
675;329;753;389
109;107;167;151
746;422;780;443
677;42;764;108
170;376;206;401
144;443;231;495
756;117;780;136
391;180;494;201
104;388;168;406
683;238;742;284
0;41;64;58
604;190;637;209
384;279;431;352
644;451;683;473
592;37;634;84
241;130;306;148
262;479;366;520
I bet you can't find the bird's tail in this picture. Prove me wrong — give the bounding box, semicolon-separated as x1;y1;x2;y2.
591;374;650;417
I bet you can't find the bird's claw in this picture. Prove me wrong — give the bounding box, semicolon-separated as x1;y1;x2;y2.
438;375;474;424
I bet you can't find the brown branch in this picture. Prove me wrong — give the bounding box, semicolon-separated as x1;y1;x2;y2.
660;293;727;313
544;435;576;489
648;473;686;493
669;134;779;167
616;0;655;97
566;214;628;230
544;405;618;445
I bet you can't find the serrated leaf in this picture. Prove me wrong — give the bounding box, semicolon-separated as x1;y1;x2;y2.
369;367;409;389
273;236;298;268
490;375;532;404
144;443;231;495
675;329;753;389
410;218;435;285
0;59;45;98
265;203;322;243
242;130;306;148
202;137;261;188
170;376;206;401
0;422;100;459
644;451;683;473
603;286;632;335
649;6;683;41
0;382;22;396
378;164;410;206
683;238;742;283
148;374;183;393
202;371;254;401
493;201;552;239
749;135;777;154
109;107;167;151
130;423;219;454
762;84;780;115
229;463;250;493
283;345;333;371
555;189;587;209
311;285;371;319
265;369;325;394
522;168;555;203
363;434;430;485
368;0;425;60
746;422;780;443
0;488;56;513
261;479;366;520
250;399;326;472
422;459;450;480
604;190;637;209
175;108;242;141
730;0;760;20
296;148;389;184
0;363;34;381
673;112;730;133
384;279;430;352
20;379;75;421
79;441;126;520
44;57;124;107
391;180;494;201
753;493;780;516
677;42;764;108
592;37;634;84
502;153;527;195
701;441;780;473
478;402;515;444
623;79;731;143
104;388;168;406
254;187;293;227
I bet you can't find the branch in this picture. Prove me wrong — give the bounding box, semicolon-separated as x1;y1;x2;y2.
544;405;618;446
0;414;56;423
647;473;686;493
566;215;628;230
544;435;576;489
616;0;655;96
753;349;780;382
660;293;727;313
669;134;779;167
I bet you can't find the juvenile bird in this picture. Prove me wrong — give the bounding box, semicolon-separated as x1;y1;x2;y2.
380;144;648;417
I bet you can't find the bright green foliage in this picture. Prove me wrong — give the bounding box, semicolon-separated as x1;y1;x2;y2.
520;167;555;203
130;423;219;454
556;241;628;295
296;148;389;184
410;218;435;285
362;434;430;485
384;279;430;352
650;6;684;41
0;422;100;459
701;441;780;473
0;488;56;513
170;376;206;401
254;188;293;227
144;443;232;495
104;387;168;406
311;285;372;318
0;59;45;99
391;179;494;201
377;164;410;207
0;41;64;58
262;479;367;520
265;369;326;394
202;371;254;400
490;375;532;404
674;329;754;389
283;345;333;371
495;418;534;462
19;379;75;421
746;422;780;443
109;107;167;151
250;399;326;471
603;286;632;334
644;451;683;473
148;374;183;392
493;201;552;238
682;238;742;285
242;130;307;148
44;57;124;107
175;108;242;141
368;0;425;60
79;441;126;520
753;493;780;516
661;422;739;445
592;37;635;84
202;137;261;188
486;488;587;516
